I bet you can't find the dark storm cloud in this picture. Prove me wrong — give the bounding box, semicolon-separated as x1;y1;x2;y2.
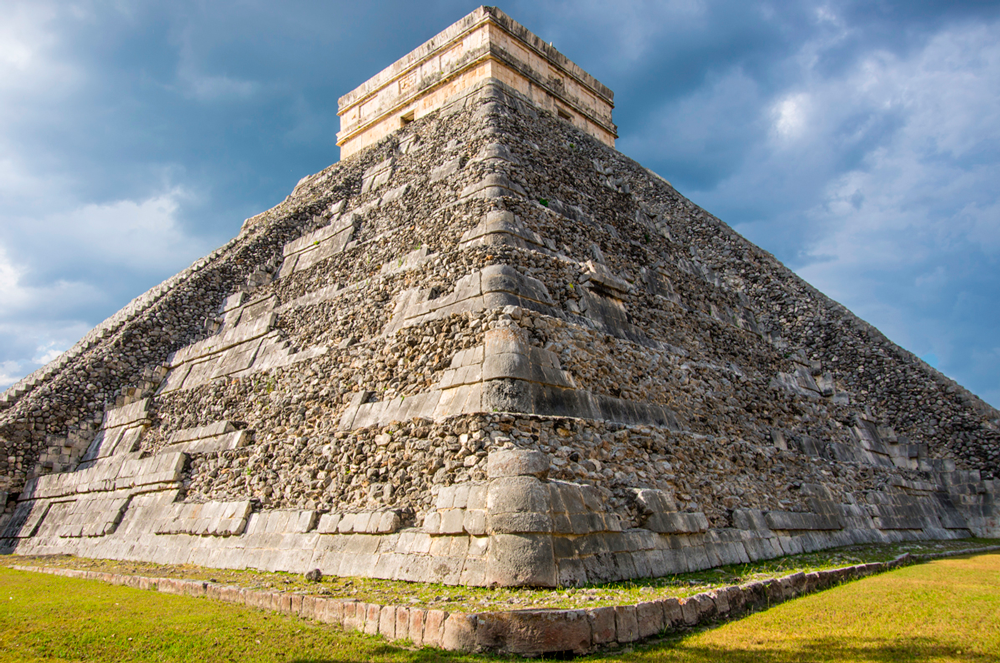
1;0;999;407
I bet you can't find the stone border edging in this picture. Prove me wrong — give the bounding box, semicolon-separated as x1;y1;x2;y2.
11;544;1000;657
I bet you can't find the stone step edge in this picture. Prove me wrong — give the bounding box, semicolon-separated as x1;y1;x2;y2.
10;544;1000;657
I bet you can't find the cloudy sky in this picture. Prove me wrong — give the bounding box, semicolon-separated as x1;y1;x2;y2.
2;0;999;407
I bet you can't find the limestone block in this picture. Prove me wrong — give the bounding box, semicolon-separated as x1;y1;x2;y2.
332;513;355;534
763;578;785;604
376;511;402;534
487;477;551;528
317;599;346;626
484;326;529;356
102;399;151;429
679;593;715;626
733;508;770;531
156;364;191;395
460;211;545;250
660;597;683;628
442;613;478;651
422;511;441;533
765;511;842;531
481;265;553;305
710;588;730;616
429;157;463;182
634;488;678;515
459;557;485;586
391;606;409;641
379;605;397;639
487;450;549;479
779;571;806;600
440;509;466;535
463;510;487;536
614;605;639;643
356;512;376;534
408;609;427;647
296;510;319;533
646;511;709;534
361;158;394;194
635;600;664;639
220;291;246;312
341;601;362;631
587;606;617;645
364;603;381;635
170;430;249;455
482;380;534;412
460;173;526;200
467;535;489;558
436;486;455;510
380;182;410;205
422;610;448;648
477;609;591;655
724;586;746;616
488;511;553;534
486;533;557;587
582;260;631;294
467;484;487;510
450;483;470;509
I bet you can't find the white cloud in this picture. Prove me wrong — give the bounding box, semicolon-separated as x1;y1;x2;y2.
173;25;260;102
535;0;707;64
771;93;811;141
0;187;211;389
798;23;1000;275
33;188;209;273
642;11;1000;404
0;3;81;110
0;361;24;389
33;345;64;365
179;70;260;102
0;245;101;318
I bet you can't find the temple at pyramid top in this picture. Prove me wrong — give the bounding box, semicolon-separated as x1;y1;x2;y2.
336;6;617;158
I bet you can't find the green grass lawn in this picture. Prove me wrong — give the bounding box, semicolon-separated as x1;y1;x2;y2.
1;553;997;662
609;552;1000;663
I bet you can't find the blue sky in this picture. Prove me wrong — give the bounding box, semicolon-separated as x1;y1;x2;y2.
1;1;999;407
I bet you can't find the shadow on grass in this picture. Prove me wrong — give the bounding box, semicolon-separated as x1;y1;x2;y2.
285;644;507;663
603;635;987;663
276;634;988;663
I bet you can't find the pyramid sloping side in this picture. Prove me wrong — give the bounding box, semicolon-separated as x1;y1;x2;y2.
0;78;997;586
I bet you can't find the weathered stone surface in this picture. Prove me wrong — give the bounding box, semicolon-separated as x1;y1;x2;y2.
485;534;557;587
1;5;997;601
661;597;683;628
614;605;640;643
422;610;448;649
487;449;549;479
636;600;665;639
588;606;617;645
477;609;591;654
442;613;478;652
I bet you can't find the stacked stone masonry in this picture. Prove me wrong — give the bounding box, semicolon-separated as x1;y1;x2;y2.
16;547;997;655
1;69;998;587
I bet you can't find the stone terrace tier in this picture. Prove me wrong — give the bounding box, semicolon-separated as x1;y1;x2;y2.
1;22;998;588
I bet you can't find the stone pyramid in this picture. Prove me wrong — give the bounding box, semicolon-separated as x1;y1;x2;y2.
1;6;997;588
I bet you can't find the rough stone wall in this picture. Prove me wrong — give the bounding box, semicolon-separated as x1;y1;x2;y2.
1;77;997;586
